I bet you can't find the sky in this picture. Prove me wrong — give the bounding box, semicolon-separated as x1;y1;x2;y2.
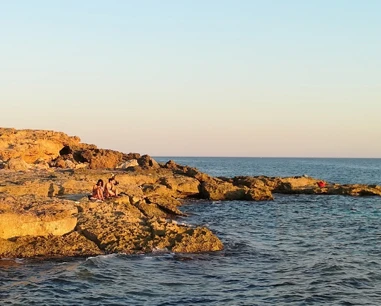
1;0;380;157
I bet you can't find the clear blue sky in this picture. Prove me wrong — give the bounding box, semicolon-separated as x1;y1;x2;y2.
1;0;380;157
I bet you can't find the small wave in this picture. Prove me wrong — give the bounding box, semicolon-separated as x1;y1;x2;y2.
85;253;120;266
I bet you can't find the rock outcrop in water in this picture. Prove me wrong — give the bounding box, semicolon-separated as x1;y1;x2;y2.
1;128;380;259
220;176;381;197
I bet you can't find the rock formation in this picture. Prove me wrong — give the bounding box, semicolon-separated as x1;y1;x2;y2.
0;128;380;259
0;128;81;164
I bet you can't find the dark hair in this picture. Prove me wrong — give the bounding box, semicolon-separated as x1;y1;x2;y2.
97;179;104;186
109;177;119;184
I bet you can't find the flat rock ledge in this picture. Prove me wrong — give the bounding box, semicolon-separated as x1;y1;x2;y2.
0;194;223;259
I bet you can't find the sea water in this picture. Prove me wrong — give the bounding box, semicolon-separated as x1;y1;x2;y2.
1;158;381;305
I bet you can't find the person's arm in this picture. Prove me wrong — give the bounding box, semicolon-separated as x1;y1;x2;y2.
95;187;101;200
92;185;98;197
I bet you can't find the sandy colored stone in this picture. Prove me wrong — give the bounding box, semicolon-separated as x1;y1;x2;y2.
5;157;31;171
0;128;81;164
0;232;102;258
200;178;249;200
0;196;78;239
159;175;200;197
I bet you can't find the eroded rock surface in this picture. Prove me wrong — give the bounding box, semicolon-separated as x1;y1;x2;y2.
1;128;380;260
0;128;81;164
0;195;77;239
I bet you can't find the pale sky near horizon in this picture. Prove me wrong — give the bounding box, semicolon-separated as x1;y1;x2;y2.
1;1;380;157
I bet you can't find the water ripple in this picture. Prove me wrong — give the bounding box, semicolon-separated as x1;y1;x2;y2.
2;194;381;305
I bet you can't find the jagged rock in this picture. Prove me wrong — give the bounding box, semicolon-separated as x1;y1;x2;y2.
5;157;30;171
245;188;274;201
136;201;168;218
140;183;177;197
170;226;224;253
149;219;223;253
59;145;73;156
138;155;160;168
145;195;185;216
32;158;50;170
163;161;213;182
2;127;381;260
0;232;102;258
126;153;141;160
116;159;139;169
164;160;178;169
158;175;200;198
79;148;127;169
65;160;76;169
75;199;223;256
0;128;81;163
200;178;249;201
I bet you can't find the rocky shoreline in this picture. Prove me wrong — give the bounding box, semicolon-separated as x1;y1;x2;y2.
1;128;380;259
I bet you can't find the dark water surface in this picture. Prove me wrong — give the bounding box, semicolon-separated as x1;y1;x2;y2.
1;158;381;305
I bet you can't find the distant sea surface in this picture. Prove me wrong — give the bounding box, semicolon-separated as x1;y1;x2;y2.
1;157;381;305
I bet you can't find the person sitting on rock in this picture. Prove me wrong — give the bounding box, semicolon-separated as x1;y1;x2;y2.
89;179;104;201
104;175;119;198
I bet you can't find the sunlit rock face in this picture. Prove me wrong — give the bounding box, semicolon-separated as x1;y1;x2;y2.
0;196;78;239
0;128;81;164
1;128;380;260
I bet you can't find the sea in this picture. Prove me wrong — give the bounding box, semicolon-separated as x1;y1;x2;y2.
1;157;381;305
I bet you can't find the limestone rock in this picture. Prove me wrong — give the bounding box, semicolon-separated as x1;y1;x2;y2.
79;148;127;169
145;195;185;216
0;196;78;239
126;152;141;160
200;178;249;201
164;160;212;182
0;232;102;258
116;159;139;169
150;219;223;253
171;226;224;253
5;157;31;171
159;175;200;197
75;200;223;255
140;183;177;197
76;201;153;253
136;201;168;218
138;155;160;169
0;128;81;164
245;188;274;201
